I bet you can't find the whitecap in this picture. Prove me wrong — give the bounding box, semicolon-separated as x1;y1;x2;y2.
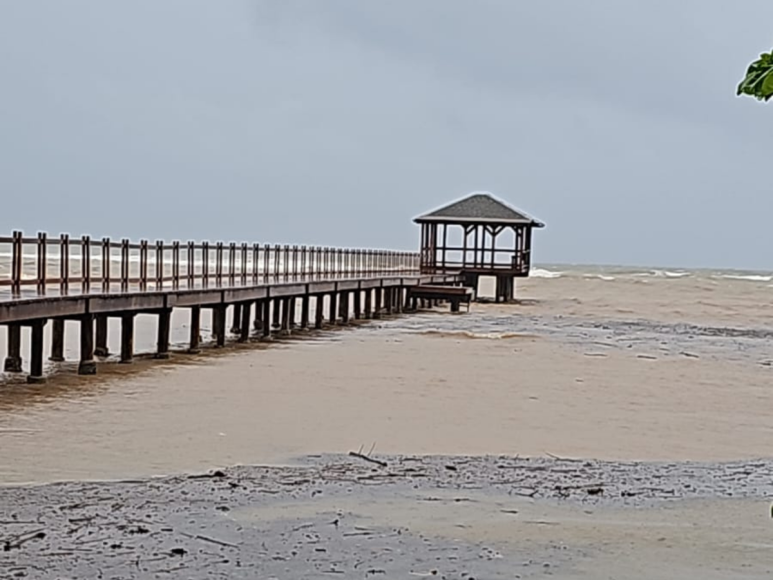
654;270;691;278
530;268;562;279
720;274;773;282
416;329;536;340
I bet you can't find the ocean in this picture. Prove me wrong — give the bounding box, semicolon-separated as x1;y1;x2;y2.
3;260;773;578
1;261;772;484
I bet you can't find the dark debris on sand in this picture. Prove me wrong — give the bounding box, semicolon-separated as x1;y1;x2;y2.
2;454;773;579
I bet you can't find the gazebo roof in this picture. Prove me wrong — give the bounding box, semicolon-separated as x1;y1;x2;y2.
414;192;544;227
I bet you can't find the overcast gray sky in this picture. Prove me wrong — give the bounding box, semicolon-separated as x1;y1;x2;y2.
1;1;771;269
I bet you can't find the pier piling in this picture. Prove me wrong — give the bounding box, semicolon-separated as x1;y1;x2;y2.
374;288;383;319
231;304;242;335
353;291;362;319
271;300;281;330
239;302;252;342
27;320;46;384
155;309;171;359
95;315;109;357
315;295;324;329
288;298;297;329
253;300;264;332
50;319;65;362
78;315;97;375
328;293;338;326
260;300;271;339
213;305;227;347
187;307;201;354
4;324;22;373
121;313;135;363
300;295;310;329
280;297;291;335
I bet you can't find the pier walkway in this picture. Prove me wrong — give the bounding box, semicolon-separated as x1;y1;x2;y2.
0;232;462;383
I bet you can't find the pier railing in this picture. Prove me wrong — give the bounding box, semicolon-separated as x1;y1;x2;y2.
0;231;420;298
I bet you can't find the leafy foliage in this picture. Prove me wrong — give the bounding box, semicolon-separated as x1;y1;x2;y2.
737;50;773;101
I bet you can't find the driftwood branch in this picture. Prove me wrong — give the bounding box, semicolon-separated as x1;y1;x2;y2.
3;529;46;551
544;452;585;462
181;532;237;549
347;452;387;468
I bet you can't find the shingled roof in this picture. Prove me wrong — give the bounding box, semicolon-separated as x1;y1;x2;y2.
414;193;544;227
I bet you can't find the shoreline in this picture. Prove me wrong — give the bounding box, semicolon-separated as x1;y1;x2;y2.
3;452;773;498
2;454;772;579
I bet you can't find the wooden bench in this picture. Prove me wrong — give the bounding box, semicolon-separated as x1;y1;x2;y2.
408;285;473;312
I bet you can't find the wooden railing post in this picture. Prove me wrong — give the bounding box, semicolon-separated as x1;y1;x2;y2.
81;235;91;294
60;233;70;295
172;241;180;290
120;238;130;292
215;242;224;287
187;241;195;289
101;237;110;293
252;243;260;284
228;242;236;286
263;243;270;282
202;241;210;288
139;240;148;291
155;240;164;290
241;243;248;286
36;231;47;295
10;230;22;296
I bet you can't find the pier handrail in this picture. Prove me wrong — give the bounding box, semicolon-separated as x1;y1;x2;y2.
0;231;421;297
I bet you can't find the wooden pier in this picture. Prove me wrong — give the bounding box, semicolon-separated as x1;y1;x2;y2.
0;232;461;384
0;194;544;384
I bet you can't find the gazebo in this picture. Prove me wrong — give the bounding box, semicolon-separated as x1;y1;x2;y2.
414;192;545;302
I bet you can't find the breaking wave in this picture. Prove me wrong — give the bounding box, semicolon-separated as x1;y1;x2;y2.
530;268;562;279
416;330;537;340
718;274;773;283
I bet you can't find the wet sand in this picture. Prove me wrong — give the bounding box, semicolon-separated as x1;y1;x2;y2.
2;455;773;579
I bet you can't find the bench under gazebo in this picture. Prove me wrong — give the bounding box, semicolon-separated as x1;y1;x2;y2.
414;192;544;302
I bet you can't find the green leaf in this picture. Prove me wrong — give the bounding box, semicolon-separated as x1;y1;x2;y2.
737;49;773;101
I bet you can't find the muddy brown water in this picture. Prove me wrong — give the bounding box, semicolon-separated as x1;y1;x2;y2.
1;273;772;485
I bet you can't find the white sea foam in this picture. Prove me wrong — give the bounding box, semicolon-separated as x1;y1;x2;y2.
628;270;690;279
656;270;690;278
720;274;773;282
417;329;535;340
530;268;562;279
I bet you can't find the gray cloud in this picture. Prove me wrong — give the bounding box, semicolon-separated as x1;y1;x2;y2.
1;0;771;269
